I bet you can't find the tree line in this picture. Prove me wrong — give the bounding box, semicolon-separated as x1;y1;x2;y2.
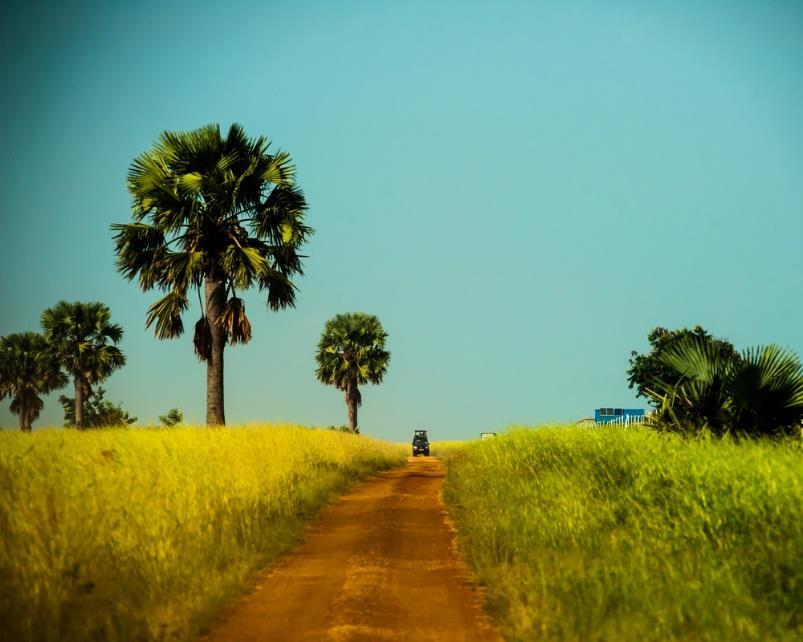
3;122;799;437
1;124;389;432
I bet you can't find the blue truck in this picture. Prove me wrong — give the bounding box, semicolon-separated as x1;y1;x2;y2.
594;407;645;425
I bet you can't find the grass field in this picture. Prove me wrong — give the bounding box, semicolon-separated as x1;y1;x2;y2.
442;426;803;642
0;425;407;642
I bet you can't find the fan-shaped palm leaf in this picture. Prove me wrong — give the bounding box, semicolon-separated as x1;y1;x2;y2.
728;345;803;436
647;337;803;437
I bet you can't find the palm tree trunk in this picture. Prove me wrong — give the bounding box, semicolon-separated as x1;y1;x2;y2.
19;404;30;432
347;398;358;432
345;381;359;433
74;375;84;429
205;276;226;426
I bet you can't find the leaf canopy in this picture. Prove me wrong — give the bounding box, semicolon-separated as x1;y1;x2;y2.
627;325;740;406
112;123;311;348
315;313;390;400
41;301;126;386
646;336;803;437
0;332;67;423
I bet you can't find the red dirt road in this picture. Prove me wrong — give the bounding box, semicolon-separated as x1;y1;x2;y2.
202;456;500;642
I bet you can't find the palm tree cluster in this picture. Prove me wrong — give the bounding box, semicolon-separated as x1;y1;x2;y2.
0;302;126;430
4;124;392;432
645;338;803;437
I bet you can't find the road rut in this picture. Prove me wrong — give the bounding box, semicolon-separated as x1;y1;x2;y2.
202;456;500;642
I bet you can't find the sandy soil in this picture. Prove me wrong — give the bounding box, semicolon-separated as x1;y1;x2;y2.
201;456;501;642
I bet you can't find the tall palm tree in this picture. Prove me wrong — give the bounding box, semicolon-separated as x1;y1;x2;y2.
112;124;310;425
0;332;67;431
41;301;126;429
646;337;803;437
315;313;390;433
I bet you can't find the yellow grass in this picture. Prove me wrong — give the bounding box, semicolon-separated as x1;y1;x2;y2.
0;424;407;642
429;439;474;457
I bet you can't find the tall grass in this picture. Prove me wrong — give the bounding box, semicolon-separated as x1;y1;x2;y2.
429;440;475;458
0;424;406;642
442;426;803;642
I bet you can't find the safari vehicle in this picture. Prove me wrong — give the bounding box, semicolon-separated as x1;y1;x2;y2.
412;430;430;457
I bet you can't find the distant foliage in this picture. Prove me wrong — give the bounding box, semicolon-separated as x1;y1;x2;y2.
326;425;352;433
315;313;390;433
0;332;66;431
627;326;739;407
646;338;803;437
58;387;137;428
42;301;126;428
159;408;183;427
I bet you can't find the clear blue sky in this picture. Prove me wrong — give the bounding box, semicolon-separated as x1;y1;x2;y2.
1;0;801;440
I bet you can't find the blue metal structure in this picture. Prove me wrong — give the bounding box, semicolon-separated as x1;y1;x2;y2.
594;407;645;425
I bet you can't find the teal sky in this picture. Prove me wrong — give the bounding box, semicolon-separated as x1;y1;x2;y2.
1;0;802;440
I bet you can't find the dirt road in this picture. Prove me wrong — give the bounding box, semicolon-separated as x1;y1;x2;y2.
203;456;500;642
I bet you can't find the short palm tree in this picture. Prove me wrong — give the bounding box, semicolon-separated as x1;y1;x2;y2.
0;332;66;431
646;338;803;437
41;301;126;428
728;345;803;436
112;124;310;425
315;313;390;433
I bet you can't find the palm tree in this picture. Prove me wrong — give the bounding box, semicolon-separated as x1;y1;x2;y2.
728;345;803;436
0;333;67;431
41;301;126;429
315;313;390;433
646;337;803;437
112;124;310;425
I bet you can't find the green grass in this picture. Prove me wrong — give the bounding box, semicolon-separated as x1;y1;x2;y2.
0;424;407;642
429;440;476;457
442;426;803;642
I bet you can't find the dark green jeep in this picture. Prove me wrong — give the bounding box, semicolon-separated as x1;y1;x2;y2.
412;430;430;457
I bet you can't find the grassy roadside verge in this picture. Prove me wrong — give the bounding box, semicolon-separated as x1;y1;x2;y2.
441;426;803;642
0;425;406;642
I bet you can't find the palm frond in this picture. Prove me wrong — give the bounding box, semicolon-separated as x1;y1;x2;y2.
160;250;205;291
251;185;309;243
110;223;169;289
145;290;189;339
221;243;269;289
260;150;295;186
